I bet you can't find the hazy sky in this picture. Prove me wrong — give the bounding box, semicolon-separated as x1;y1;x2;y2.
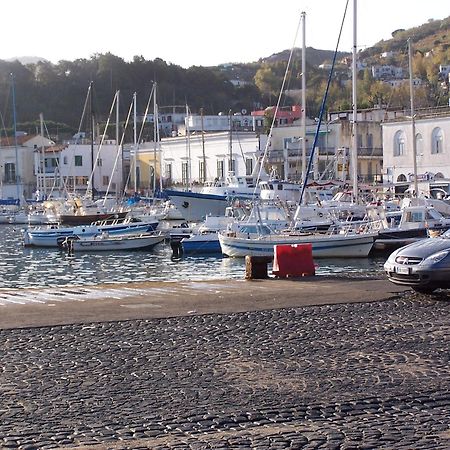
1;0;448;67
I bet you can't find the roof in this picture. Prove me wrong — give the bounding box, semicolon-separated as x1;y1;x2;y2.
0;135;34;147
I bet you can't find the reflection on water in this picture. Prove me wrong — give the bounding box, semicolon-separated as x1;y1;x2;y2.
0;225;387;289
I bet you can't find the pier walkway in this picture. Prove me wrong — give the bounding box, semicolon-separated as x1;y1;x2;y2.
0;277;449;449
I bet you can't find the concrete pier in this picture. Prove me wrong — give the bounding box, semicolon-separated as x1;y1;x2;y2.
0;276;449;449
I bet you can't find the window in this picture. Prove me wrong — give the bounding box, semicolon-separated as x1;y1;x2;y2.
357;134;363;148
97;158;102;167
397;174;407;182
50;158;58;168
217;160;224;179
199;160;206;182
75;176;88;186
245;158;253;176
74;155;83;166
228;159;235;173
102;175;109;186
394;130;406;156
416;133;423;157
4;163;16;183
367;133;373;149
431;127;443;154
63;156;68;165
165;163;172;183
181;162;189;185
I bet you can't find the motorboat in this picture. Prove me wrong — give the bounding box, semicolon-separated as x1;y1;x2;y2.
23;218;159;247
62;231;165;252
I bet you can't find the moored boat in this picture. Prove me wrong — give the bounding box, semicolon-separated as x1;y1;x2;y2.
63;231;165;252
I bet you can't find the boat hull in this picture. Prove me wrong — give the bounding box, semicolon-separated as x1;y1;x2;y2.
164;189;228;222
71;233;165;252
59;211;129;225
24;221;158;247
181;234;221;254
218;232;375;258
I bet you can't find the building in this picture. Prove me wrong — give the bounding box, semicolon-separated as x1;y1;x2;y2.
382;106;450;196
371;65;404;80
0;133;54;200
153;131;266;188
34;139;124;198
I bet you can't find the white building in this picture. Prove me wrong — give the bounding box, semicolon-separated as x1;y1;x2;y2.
382;108;450;195
0;133;54;200
35;141;124;198
159;131;266;186
372;65;404;79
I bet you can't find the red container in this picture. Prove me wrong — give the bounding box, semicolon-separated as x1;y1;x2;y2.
272;243;315;278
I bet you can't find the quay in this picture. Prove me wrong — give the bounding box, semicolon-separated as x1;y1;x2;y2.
0;277;449;449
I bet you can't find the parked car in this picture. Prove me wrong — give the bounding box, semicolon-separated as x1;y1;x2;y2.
384;230;450;294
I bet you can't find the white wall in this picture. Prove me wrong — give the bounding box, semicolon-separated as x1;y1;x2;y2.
160;131;262;184
383;114;450;184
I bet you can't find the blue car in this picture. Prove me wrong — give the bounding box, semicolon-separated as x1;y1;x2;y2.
384;230;450;294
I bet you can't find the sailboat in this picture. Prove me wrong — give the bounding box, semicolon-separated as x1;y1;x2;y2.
218;2;377;259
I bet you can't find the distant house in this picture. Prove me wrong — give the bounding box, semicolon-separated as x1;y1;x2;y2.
371;65;404;80
318;63;333;70
384;78;423;88
439;64;450;78
380;51;395;58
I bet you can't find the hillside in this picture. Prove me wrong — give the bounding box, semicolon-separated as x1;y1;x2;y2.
0;17;448;138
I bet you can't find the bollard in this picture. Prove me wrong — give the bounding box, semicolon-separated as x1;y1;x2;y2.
245;255;272;280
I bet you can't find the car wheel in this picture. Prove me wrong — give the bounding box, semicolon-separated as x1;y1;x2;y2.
412;286;437;294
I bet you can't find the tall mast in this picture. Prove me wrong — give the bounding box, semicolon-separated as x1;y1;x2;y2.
153;82;159;194
40;112;46;197
133;92;137;194
116;90;120;198
351;0;358;202
10;73;20;202
301;11;307;188
186;104;191;190
228;109;233;174
89;81;95;199
200;107;206;183
408;38;418;196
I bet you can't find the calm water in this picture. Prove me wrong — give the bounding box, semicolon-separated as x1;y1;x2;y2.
0;224;387;289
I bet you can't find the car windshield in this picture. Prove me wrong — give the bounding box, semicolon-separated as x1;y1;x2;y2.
441;229;450;238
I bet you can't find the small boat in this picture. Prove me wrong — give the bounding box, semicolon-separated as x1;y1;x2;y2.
62;231;165;252
23;218;159;247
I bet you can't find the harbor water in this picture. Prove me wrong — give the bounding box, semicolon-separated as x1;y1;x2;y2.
1;224;388;289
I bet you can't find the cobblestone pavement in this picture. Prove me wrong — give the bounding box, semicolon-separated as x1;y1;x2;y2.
1;292;449;449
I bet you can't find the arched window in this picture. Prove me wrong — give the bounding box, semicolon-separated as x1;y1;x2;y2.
416;133;423;158
397;174;407;182
394;130;405;156
435;172;444;179
431;127;444;154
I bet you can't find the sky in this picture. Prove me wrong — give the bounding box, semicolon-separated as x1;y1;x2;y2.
1;0;448;68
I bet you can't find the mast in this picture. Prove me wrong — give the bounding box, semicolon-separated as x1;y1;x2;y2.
153;82;159;195
185;104;191;190
116;90;120;199
89;81;95;200
228;109;233;174
133;92;137;194
351;0;358;202
10;73;20;202
408;38;418;196
40;112;46;197
200;107;206;183
301;11;307;189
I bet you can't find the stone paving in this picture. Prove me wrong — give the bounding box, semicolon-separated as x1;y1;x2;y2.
0;291;449;449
